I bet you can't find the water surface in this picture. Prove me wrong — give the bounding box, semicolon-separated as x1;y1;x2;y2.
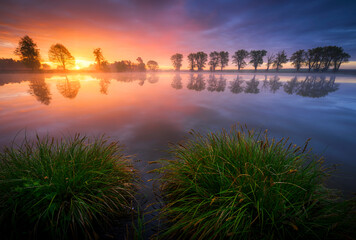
1;72;355;235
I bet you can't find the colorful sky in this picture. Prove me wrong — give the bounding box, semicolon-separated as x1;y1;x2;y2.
1;0;356;69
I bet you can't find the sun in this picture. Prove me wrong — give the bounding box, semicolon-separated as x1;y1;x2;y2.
75;65;81;70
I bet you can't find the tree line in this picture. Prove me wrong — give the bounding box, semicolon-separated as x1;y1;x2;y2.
5;35;160;72
171;47;350;72
1;35;351;72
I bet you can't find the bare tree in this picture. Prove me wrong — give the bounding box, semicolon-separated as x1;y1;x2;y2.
266;54;275;71
249;50;267;71
273;50;288;71
170;53;183;71
14;35;41;70
232;50;249;71
48;44;75;70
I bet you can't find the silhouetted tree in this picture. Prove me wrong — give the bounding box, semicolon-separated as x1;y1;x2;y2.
48;44;75;70
273;50;288;71
209;51;219;72
56;76;80;99
28;78;51;105
171;74;183;89
0;58;26;70
187;53;196;71
93;48;105;71
195;52;208;71
14;35;41;70
245;75;260;94
232;50;249;71
266;54;275;71
330;47;350;72
171;53;183;71
229;76;244;94
219;51;229;71
136;57;146;71
147;60;159;71
290;50;305;71
249;50;267;71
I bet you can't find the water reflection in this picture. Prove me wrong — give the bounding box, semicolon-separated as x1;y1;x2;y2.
244;75;260;94
262;76;282;93
171;74;182;90
296;76;339;98
148;73;159;84
28;77;51;105
187;74;206;91
56;76;81;99
229;76;244;94
284;76;299;95
207;75;226;92
99;77;111;95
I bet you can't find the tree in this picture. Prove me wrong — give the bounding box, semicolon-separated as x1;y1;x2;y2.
48;44;75;70
209;51;219;72
232;50;249;71
219;51;229;71
195;52;208;71
332;50;350;72
187;53;196;71
136;57;146;71
290;50;305;71
171;53;183;71
147;60;159;71
93;48;105;70
249;50;267;71
273;50;288;71
14;35;41;70
266;54;275;71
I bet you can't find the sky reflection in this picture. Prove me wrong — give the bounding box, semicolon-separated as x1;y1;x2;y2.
0;72;355;194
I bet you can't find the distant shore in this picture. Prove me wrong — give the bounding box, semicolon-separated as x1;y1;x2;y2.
1;68;356;75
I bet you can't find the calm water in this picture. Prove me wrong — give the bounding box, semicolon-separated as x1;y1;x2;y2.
1;72;356;235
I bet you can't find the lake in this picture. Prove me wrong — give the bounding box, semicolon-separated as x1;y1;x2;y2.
0;72;355;235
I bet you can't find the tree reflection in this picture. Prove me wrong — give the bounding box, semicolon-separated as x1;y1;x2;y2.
148;73;159;84
284;76;299;95
297;76;339;98
28;77;51;105
187;74;206;91
229;75;244;94
207;74;226;92
138;73;146;86
244;75;260;94
56;76;80;99
99;78;110;95
171;73;183;90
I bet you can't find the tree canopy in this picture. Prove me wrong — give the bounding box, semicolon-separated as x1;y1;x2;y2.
232;50;249;71
170;53;183;71
273;50;288;71
249;50;267;71
48;44;75;70
147;60;159;71
14;35;41;70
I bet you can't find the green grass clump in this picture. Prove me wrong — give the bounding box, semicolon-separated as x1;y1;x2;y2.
0;134;136;240
157;126;356;239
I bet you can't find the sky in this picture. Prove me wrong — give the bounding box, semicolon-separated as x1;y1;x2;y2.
0;0;356;69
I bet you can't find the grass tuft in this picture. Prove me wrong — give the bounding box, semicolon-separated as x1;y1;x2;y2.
0;134;137;240
157;126;356;239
